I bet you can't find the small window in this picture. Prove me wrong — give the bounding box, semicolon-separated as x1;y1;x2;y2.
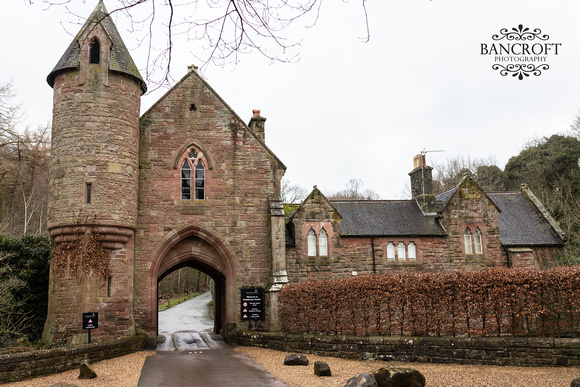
319;228;328;256
464;228;473;254
195;160;205;200
397;242;406;260
474;228;483;254
86;183;92;204
307;229;317;257
89;38;100;64
180;148;206;201
181;160;191;200
387;242;395;260
408;242;416;260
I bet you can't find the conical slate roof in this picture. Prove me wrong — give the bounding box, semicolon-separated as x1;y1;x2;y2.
46;1;147;94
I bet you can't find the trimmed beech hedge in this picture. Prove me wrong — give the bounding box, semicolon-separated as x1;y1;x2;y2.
278;267;580;338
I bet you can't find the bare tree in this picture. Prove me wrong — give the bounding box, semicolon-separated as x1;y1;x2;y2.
432;155;501;192
280;177;307;204
0;81;50;236
34;0;370;89
328;178;379;200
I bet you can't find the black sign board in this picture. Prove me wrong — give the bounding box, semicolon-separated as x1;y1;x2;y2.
82;312;98;330
241;288;264;320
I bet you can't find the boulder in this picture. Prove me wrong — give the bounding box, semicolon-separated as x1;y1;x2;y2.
78;361;97;380
343;373;378;387
373;367;425;387
283;353;309;366
571;378;580;387
314;361;332;376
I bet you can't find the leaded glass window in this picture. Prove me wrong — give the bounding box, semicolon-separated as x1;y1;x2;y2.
195;160;205;200
181;160;191;200
180;148;206;201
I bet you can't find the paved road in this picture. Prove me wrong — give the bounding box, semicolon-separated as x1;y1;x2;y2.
157;292;220;351
138;292;288;386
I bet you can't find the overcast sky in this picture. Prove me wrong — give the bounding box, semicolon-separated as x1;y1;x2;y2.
2;0;579;199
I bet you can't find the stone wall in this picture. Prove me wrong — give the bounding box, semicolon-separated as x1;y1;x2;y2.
437;177;504;269
233;331;580;367
0;335;147;384
135;69;285;337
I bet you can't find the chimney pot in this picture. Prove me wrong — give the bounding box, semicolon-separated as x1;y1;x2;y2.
253;109;261;117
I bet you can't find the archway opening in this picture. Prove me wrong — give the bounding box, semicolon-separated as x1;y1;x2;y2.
157;259;225;331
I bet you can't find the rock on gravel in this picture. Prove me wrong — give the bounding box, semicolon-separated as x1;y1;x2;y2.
234;346;580;387
3;351;155;387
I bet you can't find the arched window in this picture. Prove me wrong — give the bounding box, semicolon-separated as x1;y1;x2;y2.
397;242;406;260
408;242;416;260
319;228;328;256
89;38;100;64
464;228;473;254
474;228;483;254
180;160;191;200
195;160;205;200
386;242;395;260
307;229;317;257
180;148;206;201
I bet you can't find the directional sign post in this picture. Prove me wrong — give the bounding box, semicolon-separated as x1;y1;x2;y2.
82;312;98;344
241;288;265;322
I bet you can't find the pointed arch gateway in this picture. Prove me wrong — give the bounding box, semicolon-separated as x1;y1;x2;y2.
148;225;236;337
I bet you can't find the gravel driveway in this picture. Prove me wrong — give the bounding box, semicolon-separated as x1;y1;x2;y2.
4;346;580;386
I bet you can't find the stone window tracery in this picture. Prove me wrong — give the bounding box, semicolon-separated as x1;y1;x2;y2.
180;148;206;201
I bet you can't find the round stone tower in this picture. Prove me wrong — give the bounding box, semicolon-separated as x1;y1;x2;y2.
43;1;146;344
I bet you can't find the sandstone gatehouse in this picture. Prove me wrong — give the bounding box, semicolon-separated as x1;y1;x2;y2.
42;1;565;345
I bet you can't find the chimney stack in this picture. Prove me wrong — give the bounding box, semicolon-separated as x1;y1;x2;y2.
248;109;266;142
409;154;436;212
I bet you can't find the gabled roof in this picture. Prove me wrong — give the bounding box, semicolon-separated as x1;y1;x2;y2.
288;186;340;222
330;200;446;237
47;1;147;94
489;192;565;246
140;68;286;172
434;175;500;214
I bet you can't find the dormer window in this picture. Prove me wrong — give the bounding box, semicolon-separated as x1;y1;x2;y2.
89;38;100;64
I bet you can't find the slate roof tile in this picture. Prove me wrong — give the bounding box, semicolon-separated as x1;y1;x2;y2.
47;1;146;94
489;192;564;246
330;200;446;237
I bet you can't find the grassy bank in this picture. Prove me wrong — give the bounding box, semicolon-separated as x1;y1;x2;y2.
158;293;201;311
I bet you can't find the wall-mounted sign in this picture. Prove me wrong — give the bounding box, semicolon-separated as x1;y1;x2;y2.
241;288;264;320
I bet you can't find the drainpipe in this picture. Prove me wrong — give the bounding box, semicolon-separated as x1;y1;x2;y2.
371;237;376;274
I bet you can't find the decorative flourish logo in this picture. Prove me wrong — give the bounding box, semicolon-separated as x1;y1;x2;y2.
481;25;561;80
